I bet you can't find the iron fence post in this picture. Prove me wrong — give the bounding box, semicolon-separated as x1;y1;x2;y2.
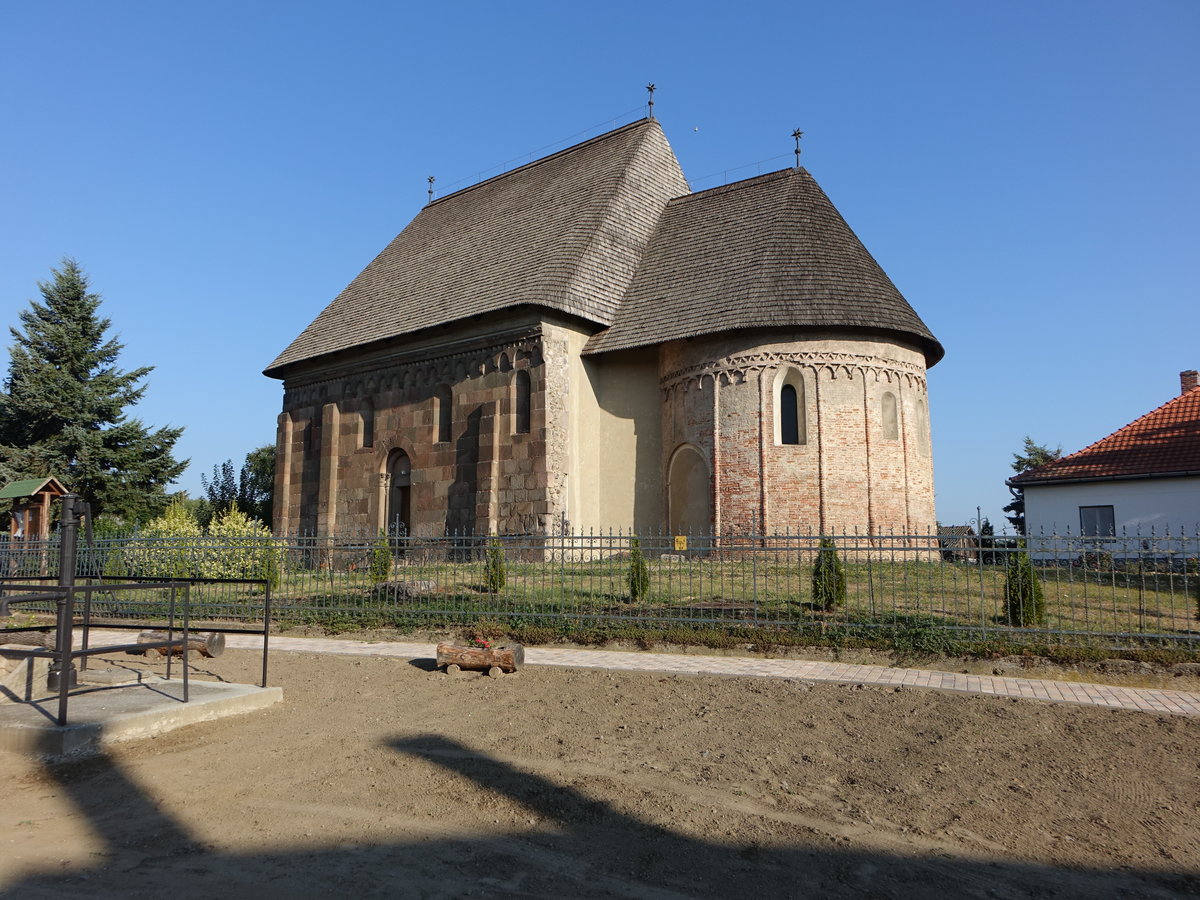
50;493;82;724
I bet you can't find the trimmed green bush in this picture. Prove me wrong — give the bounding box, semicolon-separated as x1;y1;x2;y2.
628;535;650;602
114;499;203;578
811;538;846;611
204;505;279;587
484;538;506;594
369;530;393;584
1004;547;1045;627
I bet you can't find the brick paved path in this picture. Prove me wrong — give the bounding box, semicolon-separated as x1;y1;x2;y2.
212;634;1200;717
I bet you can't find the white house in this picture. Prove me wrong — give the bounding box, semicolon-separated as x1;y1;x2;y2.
1010;370;1200;542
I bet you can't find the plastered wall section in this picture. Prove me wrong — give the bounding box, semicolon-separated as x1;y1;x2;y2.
546;321;664;534
658;330;935;535
1024;477;1200;541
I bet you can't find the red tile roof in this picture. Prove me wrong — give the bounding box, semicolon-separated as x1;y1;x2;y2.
1010;386;1200;485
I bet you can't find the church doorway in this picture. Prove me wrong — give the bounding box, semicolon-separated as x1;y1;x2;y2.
386;449;412;536
668;445;711;536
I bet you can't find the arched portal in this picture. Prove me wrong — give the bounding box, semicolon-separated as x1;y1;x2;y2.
386;449;412;535
668;444;711;535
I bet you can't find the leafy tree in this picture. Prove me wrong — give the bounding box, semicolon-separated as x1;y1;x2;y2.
811;538;847;611
1003;436;1062;534
240;445;275;525
199;444;274;526
0;259;185;522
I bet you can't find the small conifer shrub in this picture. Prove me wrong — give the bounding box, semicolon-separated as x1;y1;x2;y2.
369;530;393;585
628;535;650;602
484;538;507;594
811;538;846;611
1004;547;1046;627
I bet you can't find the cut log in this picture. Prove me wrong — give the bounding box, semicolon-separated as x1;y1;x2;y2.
435;642;523;673
136;631;226;658
1;630;57;649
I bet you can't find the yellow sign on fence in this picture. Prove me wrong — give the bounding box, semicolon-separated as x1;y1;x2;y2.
674;535;688;551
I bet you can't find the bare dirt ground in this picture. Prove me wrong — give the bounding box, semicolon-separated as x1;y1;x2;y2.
2;647;1198;899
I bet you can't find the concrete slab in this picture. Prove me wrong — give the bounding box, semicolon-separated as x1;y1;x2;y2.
0;675;282;758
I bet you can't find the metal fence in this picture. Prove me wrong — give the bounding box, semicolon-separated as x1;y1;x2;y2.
2;529;1198;649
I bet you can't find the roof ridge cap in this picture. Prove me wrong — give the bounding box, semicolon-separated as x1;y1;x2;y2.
561;122;681;315
671;167;800;205
428;118;657;208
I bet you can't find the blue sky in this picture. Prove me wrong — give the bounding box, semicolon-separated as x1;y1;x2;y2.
2;1;1196;529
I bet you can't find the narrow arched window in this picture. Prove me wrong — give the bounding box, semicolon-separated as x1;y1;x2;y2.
513;370;531;434
774;369;806;446
882;392;898;440
435;385;452;443
780;385;800;445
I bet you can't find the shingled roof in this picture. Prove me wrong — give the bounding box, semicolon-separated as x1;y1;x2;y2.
582;168;943;363
265;119;688;376
1010;385;1200;486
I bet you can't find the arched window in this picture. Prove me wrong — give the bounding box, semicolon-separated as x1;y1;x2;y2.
513;370;531;434
882;392;898;440
773;369;806;445
434;385;452;443
386;449;411;536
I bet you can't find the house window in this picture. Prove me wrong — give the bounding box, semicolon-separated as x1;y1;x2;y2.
513;370;531;434
882;392;898;440
434;385;452;443
1079;506;1115;537
773;369;806;445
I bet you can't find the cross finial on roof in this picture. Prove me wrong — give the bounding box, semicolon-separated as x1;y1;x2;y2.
646;83;656;119
427;175;435;205
792;129;804;169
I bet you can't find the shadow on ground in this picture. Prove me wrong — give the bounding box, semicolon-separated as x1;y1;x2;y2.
5;731;1197;899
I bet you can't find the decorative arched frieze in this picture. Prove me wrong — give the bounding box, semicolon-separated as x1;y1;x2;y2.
661;349;926;393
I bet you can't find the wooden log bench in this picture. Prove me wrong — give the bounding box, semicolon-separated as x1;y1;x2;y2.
435;642;523;676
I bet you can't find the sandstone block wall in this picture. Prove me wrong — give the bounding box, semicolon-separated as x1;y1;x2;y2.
274;320;556;536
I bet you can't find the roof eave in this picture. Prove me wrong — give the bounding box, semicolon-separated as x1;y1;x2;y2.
1008;469;1200;488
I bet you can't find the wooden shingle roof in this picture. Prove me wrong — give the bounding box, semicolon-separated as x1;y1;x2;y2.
1010;386;1200;485
265;119;688;376
583;168;942;361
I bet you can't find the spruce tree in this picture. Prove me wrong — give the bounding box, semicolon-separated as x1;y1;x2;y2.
0;259;185;522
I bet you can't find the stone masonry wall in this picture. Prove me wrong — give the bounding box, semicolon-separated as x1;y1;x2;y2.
274;326;555;536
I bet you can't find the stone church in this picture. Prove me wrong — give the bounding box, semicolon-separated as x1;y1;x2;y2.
264;118;943;537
